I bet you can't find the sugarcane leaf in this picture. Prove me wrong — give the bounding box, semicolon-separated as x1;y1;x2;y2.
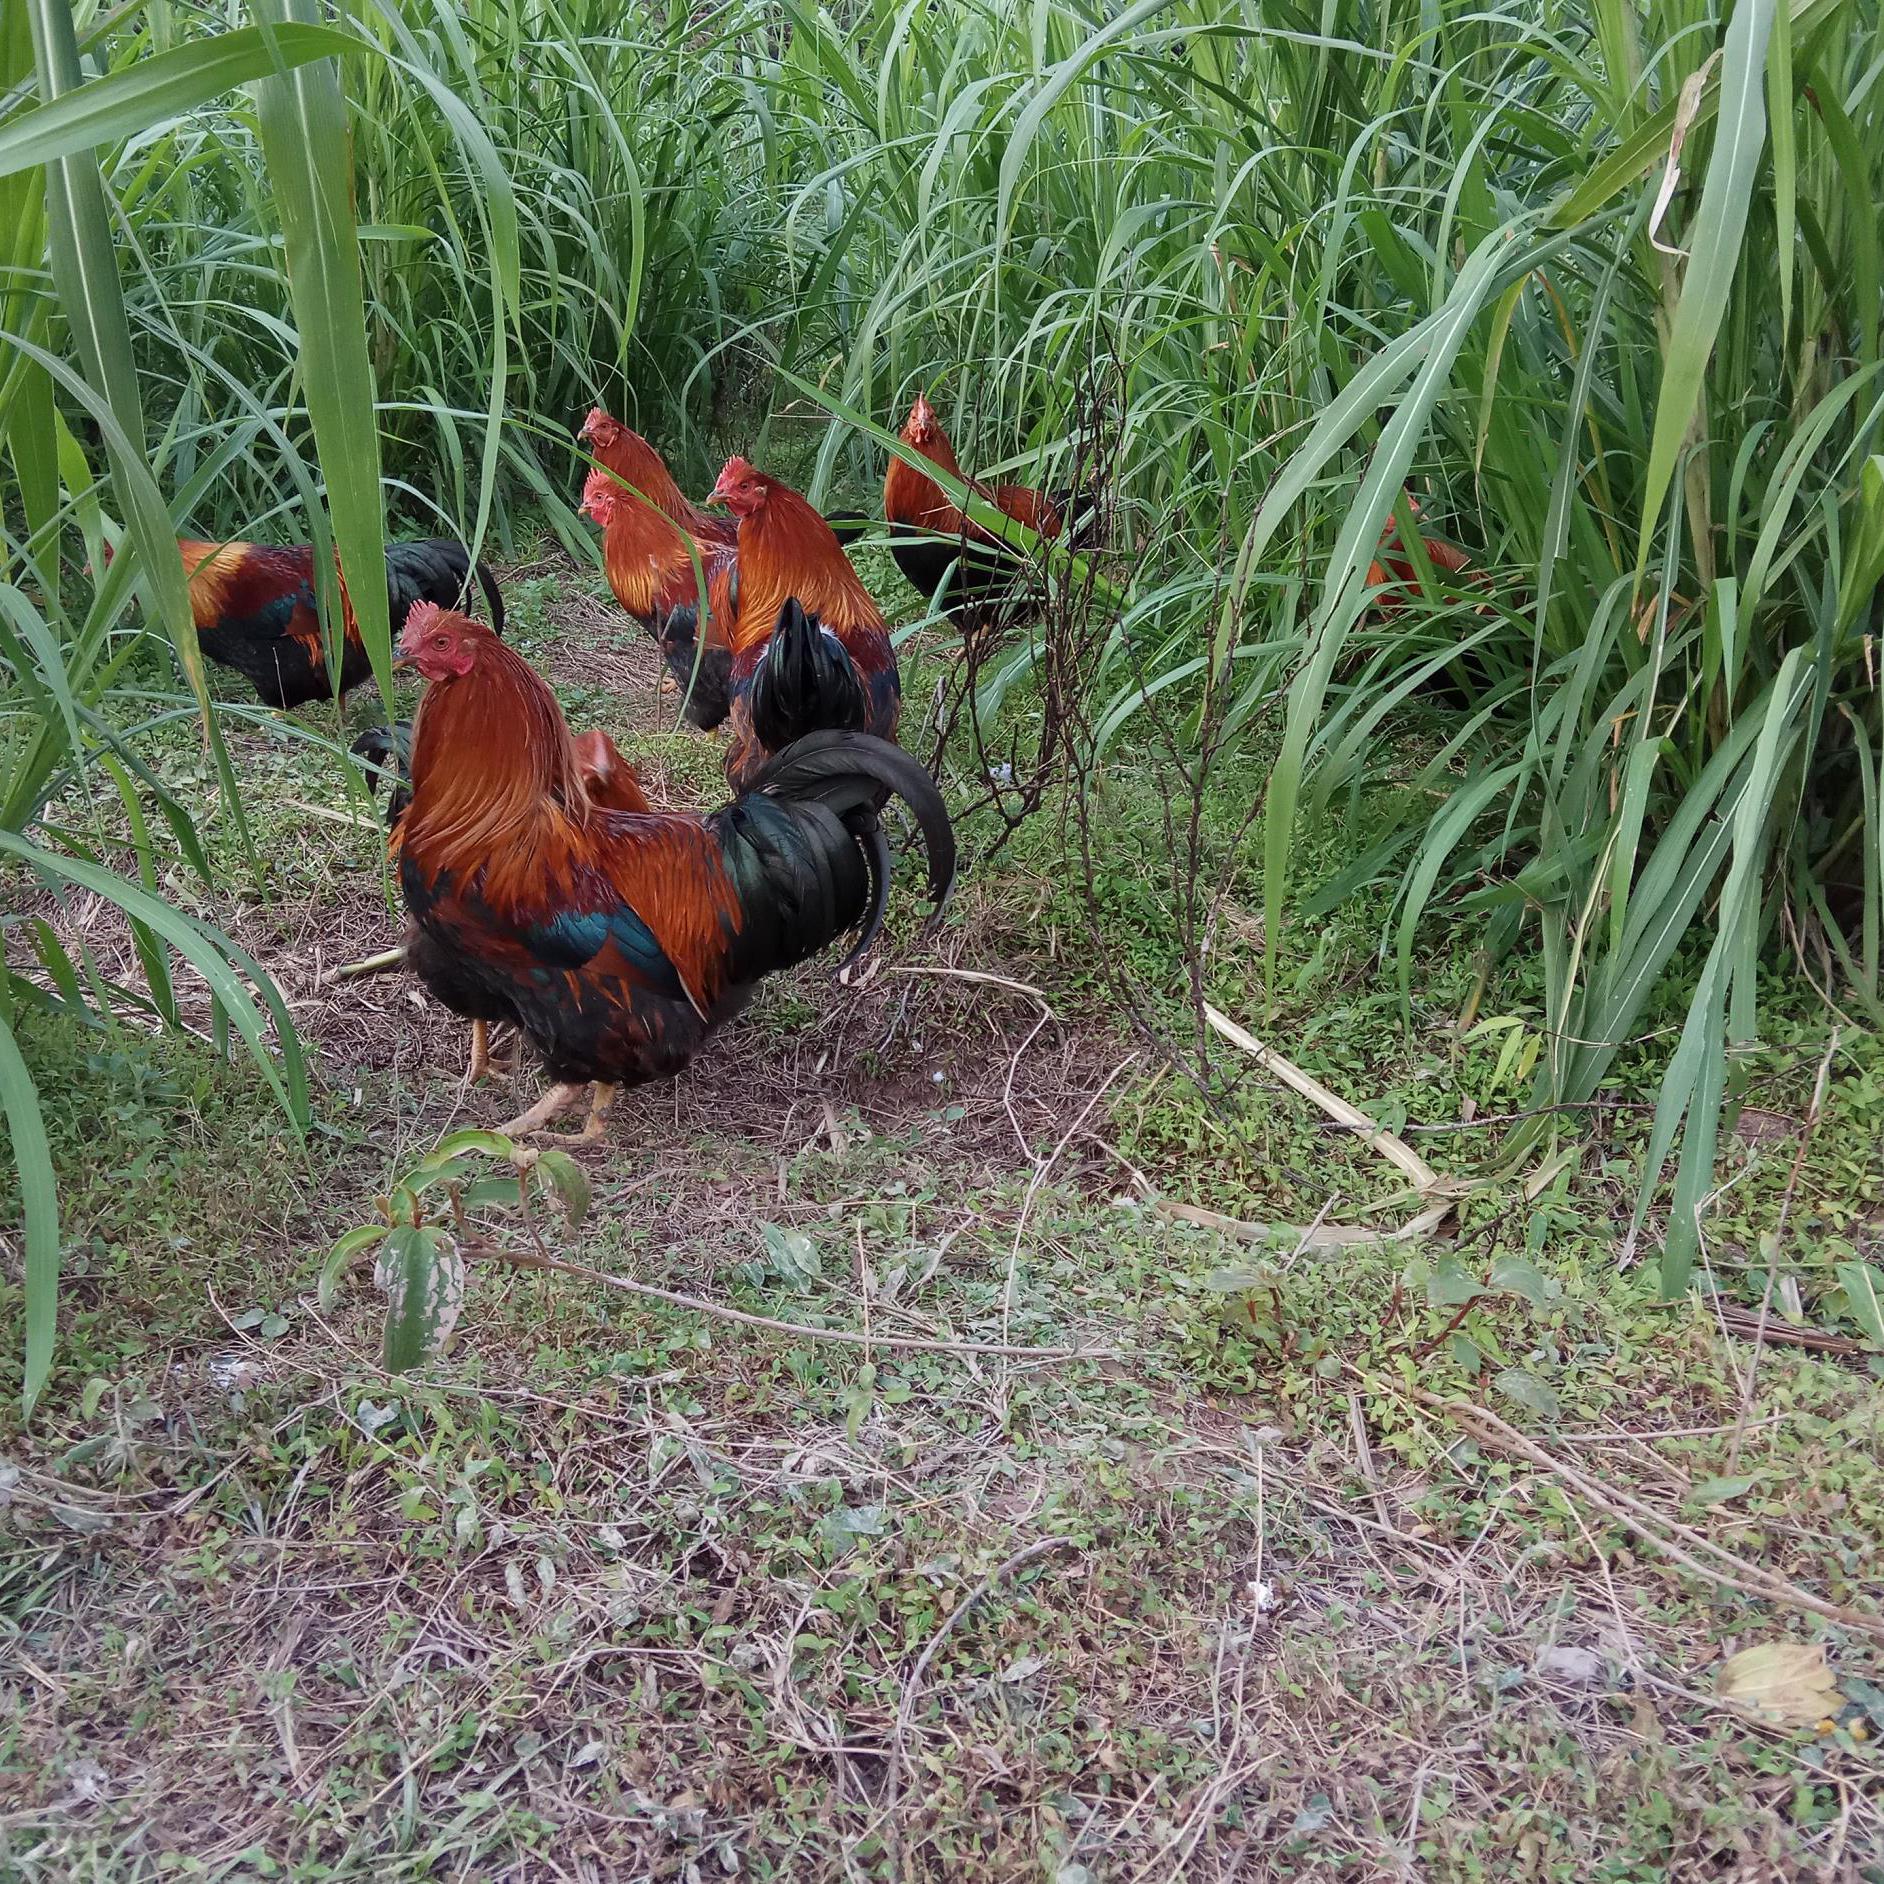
1634;0;1776;581
250;0;391;708
0;24;354;178
0;1011;59;1417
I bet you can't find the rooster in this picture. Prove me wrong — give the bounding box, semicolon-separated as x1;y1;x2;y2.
882;393;1095;627
578;449;738;730
705;457;901;792
353;718;649;1083
581;408;734;550
1366;498;1473;611
391;605;954;1142
130;536;504;710
578;410;872;727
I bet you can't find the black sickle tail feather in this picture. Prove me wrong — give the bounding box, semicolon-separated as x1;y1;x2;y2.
384;539;506;638
654;604;732;730
750;727;956;960
471;557;506;636
744;730;955;908
351;720;413;827
713;729;955;989
844;820;894;978
747;599;869;753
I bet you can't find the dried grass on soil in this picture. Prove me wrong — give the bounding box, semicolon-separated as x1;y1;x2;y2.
5;555;1882;1880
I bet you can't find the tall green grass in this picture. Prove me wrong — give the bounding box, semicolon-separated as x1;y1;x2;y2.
756;0;1882;1289
0;4;361;1411
105;0;771;539
1;0;770;1410
4;0;1879;1414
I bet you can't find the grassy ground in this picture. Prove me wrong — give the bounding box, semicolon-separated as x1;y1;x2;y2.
2;545;1883;1880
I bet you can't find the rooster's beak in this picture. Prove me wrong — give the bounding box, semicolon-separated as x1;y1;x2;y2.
392;652;416;673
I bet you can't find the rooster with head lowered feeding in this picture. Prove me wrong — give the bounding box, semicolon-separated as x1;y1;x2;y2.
883;393;1097;632
388;605;954;1142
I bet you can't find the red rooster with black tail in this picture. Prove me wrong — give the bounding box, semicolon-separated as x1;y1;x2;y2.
882;392;1096;629
147;536;504;709
578;410;872;728
391;605;953;1142
354;719;649;1084
705;457;901;793
580;408;734;550
579;449;739;730
1365;497;1473;609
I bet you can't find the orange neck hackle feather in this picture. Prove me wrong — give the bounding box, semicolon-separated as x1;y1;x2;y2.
884;399;962;529
599;512;707;621
586;468;712;620
176;538;230;580
398;610;741;1013
730;476;883;655
402;619;594;907
586;421;696;530
884;452;953;532
175;539;240;627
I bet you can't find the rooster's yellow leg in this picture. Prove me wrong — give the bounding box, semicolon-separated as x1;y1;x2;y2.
545;1082;617;1147
467;1020;491;1084
496;1081;588;1139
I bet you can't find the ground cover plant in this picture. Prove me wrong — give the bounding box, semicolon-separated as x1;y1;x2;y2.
2;0;1883;1874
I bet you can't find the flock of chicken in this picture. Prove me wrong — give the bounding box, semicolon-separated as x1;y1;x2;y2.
158;396;1090;1144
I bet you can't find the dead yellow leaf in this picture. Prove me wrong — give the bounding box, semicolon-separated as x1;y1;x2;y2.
1716;1642;1843;1728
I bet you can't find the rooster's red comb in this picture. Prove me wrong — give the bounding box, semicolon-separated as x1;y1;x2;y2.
580;466;617;519
402;600;486;653
708;456;764;507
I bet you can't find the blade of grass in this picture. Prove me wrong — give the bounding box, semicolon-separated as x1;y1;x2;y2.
250;0;390;703
0;1006;58;1416
0;23;353;178
1633;0;1777;582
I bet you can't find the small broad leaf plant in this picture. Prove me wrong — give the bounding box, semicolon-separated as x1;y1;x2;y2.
319;1130;591;1372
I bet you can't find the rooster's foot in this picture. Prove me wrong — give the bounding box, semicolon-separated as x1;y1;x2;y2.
457;1024;516;1085
495;1081;589;1139
468;1021;522;1085
542;1082;617;1146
